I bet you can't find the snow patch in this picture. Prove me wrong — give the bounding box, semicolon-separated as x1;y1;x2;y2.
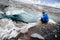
20;23;36;33
49;19;56;24
0;19;21;39
31;33;44;39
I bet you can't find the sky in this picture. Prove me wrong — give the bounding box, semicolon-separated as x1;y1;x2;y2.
35;0;60;4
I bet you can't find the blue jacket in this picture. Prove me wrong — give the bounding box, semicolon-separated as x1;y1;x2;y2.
41;13;49;22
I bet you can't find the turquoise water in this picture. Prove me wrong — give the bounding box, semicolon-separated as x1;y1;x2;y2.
0;9;56;23
18;10;40;23
0;9;41;23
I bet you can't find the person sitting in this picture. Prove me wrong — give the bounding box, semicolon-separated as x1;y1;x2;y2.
41;12;49;24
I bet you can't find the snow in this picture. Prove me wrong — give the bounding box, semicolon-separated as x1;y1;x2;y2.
0;19;20;39
0;18;36;39
31;33;44;39
8;30;18;39
0;11;4;14
49;19;56;24
20;23;36;33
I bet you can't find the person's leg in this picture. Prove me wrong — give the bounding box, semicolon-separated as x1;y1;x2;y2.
43;19;48;24
41;18;44;24
41;18;47;24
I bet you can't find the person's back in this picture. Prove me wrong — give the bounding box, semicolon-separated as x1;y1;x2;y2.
41;12;49;24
